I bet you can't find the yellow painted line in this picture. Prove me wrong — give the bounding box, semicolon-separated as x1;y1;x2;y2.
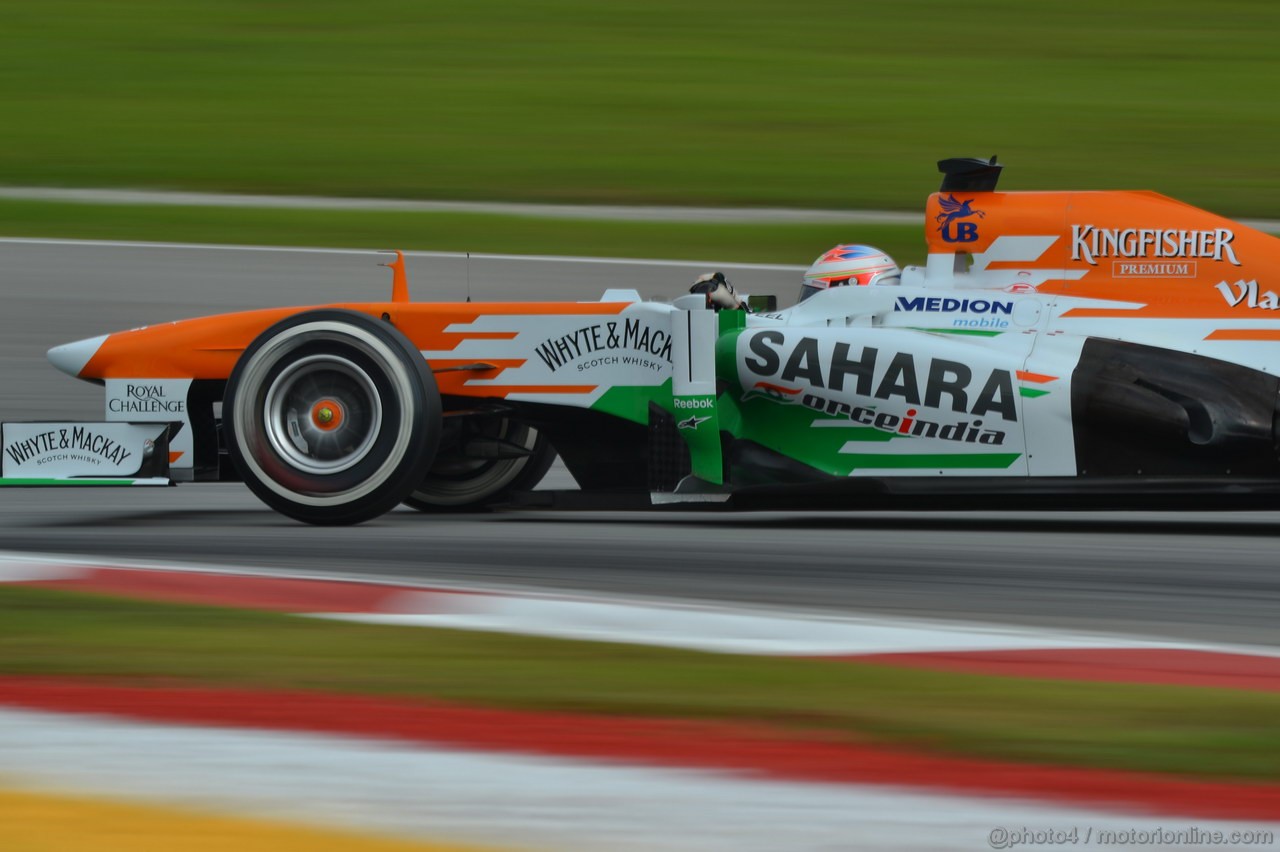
0;787;510;852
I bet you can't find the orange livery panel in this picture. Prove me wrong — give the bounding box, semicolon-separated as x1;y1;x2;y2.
924;189;1280;320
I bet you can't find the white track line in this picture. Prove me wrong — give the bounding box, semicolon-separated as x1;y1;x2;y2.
0;237;803;271
324;598;1280;659
0;186;924;225
2;185;1276;233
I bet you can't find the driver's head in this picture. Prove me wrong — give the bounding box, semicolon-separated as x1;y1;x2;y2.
799;245;900;302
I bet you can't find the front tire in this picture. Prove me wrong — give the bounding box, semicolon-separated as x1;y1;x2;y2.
224;309;440;525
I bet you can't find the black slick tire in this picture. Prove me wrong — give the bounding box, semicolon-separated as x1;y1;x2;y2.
223;309;441;525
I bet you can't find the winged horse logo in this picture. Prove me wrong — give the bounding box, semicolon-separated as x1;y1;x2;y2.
934;194;985;231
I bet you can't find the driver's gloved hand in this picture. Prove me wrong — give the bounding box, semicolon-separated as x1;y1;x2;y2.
690;272;747;311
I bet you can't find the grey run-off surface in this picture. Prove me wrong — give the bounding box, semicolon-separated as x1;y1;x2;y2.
1;238;1278;648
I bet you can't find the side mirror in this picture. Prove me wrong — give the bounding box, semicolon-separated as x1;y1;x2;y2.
747;294;778;313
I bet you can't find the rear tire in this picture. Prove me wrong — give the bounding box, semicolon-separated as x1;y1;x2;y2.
224;309;440;525
404;418;555;512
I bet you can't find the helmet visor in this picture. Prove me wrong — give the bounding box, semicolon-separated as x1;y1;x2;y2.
798;269;900;302
798;278;848;301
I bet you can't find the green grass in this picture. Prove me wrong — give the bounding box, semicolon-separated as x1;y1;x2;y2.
3;585;1278;781
1;1;1279;215
0;199;927;265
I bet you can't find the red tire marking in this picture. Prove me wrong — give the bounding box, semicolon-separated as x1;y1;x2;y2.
19;568;474;614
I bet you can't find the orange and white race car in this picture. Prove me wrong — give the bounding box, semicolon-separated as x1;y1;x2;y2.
9;157;1280;523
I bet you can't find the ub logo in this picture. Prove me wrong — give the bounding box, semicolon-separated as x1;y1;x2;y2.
935;194;984;243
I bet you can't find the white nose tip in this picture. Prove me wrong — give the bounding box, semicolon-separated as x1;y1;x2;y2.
47;334;108;378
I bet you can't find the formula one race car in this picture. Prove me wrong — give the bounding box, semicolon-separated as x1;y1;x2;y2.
10;157;1280;524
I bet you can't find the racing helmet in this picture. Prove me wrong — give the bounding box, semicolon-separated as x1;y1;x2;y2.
799;244;900;302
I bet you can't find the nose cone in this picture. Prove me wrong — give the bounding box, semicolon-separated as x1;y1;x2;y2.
48;334;108;379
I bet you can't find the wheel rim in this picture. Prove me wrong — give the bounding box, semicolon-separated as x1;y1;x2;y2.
227;315;440;515
262;354;383;475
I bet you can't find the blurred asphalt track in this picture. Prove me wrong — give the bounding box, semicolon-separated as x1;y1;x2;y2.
1;238;1278;649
